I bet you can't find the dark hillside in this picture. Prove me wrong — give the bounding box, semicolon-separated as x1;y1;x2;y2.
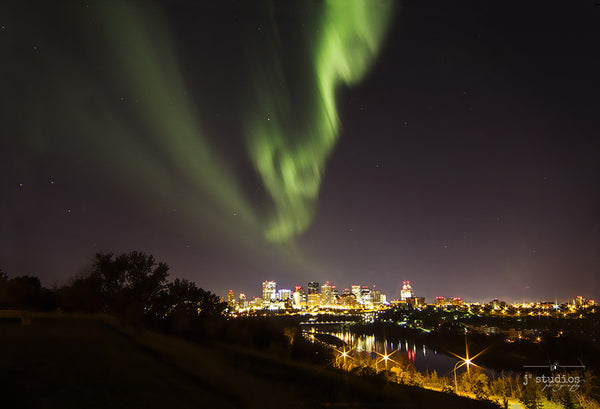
0;313;500;409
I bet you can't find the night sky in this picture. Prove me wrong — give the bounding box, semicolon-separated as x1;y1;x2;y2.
1;0;599;303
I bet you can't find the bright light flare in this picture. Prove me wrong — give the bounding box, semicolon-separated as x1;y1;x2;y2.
335;345;354;360
448;338;488;374
375;348;397;366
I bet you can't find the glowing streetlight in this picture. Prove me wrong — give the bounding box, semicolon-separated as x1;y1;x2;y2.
334;345;354;370
450;337;487;394
375;344;396;375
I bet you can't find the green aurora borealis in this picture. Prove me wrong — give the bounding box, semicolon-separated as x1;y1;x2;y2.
98;0;396;245
0;0;395;274
247;0;395;242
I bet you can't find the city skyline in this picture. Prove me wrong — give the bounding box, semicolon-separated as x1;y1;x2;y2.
224;278;587;306
1;1;598;304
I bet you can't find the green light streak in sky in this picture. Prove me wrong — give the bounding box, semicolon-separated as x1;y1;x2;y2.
96;2;260;237
248;0;395;242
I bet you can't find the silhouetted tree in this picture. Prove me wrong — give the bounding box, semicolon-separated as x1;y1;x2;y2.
58;252;227;330
88;251;169;320
1;275;42;309
150;278;226;332
59;270;104;313
151;278;200;318
0;270;58;311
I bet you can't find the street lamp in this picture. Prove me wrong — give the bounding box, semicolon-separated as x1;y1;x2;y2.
375;344;396;382
453;357;472;393
450;337;486;394
335;345;354;370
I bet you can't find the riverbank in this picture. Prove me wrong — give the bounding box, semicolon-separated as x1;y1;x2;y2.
345;322;600;373
303;327;598;409
0;312;500;409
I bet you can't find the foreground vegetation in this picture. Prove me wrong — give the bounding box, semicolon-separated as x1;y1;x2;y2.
322;345;599;409
0;313;501;409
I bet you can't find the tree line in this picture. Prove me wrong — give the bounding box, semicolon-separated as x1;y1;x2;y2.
0;251;226;327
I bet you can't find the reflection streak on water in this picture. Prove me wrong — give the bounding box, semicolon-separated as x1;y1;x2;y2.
316;330;460;375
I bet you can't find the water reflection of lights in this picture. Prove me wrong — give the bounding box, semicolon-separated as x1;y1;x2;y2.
305;329;465;375
407;349;415;363
328;331;427;365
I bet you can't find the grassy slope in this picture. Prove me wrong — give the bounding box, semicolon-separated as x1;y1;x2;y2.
0;314;500;409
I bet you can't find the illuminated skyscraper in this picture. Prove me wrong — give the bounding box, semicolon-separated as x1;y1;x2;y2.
321;281;332;306
278;289;291;301
361;286;371;304
227;289;235;307
400;281;414;301
308;281;320;295
351;285;361;302
292;286;307;309
372;289;381;305
238;293;247;309
262;280;276;304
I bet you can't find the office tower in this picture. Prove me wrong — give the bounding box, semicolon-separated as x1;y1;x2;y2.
262;280;277;304
227;289;235;307
308;281;320;294
372;289;381;305
238;293;247;309
361;286;371;304
351;285;361;302
400;281;414;301
332;286;339;304
292;287;303;309
292;286;307;309
321;281;332;306
278;289;291;301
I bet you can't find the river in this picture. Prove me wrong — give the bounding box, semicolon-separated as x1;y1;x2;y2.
305;328;498;377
